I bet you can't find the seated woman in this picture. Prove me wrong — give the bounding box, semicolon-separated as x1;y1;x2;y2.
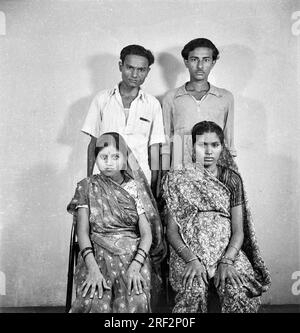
67;132;165;313
162;121;271;313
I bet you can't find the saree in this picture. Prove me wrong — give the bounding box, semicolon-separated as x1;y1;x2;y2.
67;148;166;313
162;148;271;313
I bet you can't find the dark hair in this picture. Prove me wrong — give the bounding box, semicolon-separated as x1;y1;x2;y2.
181;38;219;61
95;132;129;159
192;121;224;146
120;44;155;66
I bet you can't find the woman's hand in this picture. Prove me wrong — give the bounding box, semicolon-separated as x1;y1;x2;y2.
81;266;110;299
214;263;246;291
182;259;208;289
126;261;147;296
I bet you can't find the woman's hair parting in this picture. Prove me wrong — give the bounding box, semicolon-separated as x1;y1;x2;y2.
95;132;129;159
191;121;225;146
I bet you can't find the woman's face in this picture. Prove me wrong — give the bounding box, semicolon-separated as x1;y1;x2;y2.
194;132;222;168
96;145;125;178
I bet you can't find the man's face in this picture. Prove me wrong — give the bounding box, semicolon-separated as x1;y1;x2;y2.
184;47;216;82
119;54;150;88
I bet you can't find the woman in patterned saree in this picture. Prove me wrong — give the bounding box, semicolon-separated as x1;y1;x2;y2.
67;132;165;313
162;121;271;313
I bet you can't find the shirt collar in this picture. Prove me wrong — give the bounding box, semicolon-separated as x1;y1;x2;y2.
109;83;147;102
174;82;222;98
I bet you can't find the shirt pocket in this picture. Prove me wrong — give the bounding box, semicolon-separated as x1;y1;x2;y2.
136;116;151;136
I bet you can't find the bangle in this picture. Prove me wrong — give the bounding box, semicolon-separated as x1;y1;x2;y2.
135;252;146;262
219;256;234;265
137;249;147;259
136;251;146;259
219;261;233;266
138;248;148;257
82;250;93;261
222;256;234;263
186;257;198;263
133;258;143;266
176;244;187;254
229;245;239;252
81;247;93;258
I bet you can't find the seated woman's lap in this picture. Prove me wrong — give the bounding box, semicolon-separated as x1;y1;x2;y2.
72;248;151;312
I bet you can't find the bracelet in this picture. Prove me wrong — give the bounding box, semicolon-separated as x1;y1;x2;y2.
176;244;187;254
220;259;234;266
135;252;146;262
219;261;233;266
222;256;234;263
136;251;146;259
133;258;143;266
186;257;198;263
137;249;147;259
81;247;93;258
82;250;93;261
228;245;239;252
137;248;148;257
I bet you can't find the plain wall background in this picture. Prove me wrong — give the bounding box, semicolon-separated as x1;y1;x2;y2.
0;0;299;307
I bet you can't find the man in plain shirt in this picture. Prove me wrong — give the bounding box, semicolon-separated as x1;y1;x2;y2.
82;44;165;196
161;38;236;174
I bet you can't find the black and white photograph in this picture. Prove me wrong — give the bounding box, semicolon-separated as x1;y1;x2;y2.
0;0;299;319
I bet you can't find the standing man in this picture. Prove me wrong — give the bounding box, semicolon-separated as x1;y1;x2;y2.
161;38;236;173
82;44;165;195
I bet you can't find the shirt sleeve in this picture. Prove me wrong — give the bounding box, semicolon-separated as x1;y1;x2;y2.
67;178;89;215
148;98;166;146
81;94;103;138
161;93;174;155
223;91;237;157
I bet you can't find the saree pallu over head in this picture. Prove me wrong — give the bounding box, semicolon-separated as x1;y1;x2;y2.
67;145;166;266
162;147;271;296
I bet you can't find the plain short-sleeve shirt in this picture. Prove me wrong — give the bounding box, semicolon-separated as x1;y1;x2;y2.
81;84;165;182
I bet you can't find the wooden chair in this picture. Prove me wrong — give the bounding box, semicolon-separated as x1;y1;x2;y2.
65;216;79;312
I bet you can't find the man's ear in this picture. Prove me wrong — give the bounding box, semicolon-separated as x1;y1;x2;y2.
119;60;123;72
183;59;189;68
